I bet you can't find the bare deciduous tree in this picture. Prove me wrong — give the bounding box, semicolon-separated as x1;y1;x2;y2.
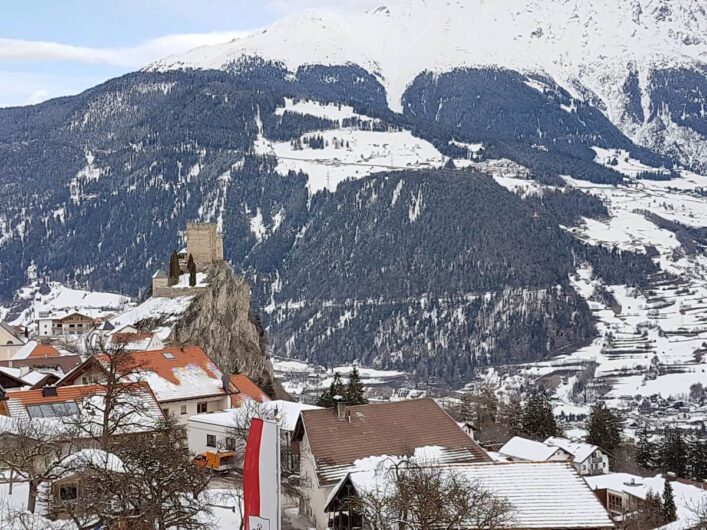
348;461;514;530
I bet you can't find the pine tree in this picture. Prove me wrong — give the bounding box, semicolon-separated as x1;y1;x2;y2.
345;367;368;405
187;254;197;287
316;372;346;408
660;428;688;477
687;438;707;481
460;393;474;423
662;481;677;523
586;403;623;461
500;393;524;437
169;250;180;283
521;393;558;440
636;425;654;469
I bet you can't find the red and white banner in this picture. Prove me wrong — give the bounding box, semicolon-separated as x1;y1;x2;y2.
244;417;280;530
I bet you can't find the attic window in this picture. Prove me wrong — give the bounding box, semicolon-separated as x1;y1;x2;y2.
162;352;176;360
27;401;80;419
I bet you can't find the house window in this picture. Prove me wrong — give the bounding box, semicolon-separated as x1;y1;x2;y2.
207;434;216;448
608;493;623;513
162;408;170;417
225;437;236;451
59;483;78;503
197;402;208;414
180;405;187;415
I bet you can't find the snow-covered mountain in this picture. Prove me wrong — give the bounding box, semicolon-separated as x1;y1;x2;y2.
150;0;707;171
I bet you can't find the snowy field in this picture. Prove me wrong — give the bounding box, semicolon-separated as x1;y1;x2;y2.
496;163;707;408
272;356;409;397
255;100;446;193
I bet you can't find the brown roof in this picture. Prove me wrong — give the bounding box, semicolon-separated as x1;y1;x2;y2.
296;398;490;472
230;374;269;407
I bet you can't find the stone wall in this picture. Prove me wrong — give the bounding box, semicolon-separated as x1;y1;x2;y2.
153;286;208;298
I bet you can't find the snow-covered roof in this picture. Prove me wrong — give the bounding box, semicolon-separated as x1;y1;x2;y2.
54;448;126;477
326;459;614;529
1;383;164;437
585;473;707;530
545;436;599;463
189;400;321;432
499;436;566;461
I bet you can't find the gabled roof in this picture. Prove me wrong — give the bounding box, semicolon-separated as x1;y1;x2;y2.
58;346;227;403
2;382;164;435
229;374;270;407
545;436;600;463
499;436;567;462
294;398;490;485
327;461;614;529
0;321;25;342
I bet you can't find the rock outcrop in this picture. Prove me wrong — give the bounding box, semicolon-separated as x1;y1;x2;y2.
170;262;275;394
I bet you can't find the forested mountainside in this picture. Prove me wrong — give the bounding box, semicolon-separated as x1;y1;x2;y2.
2;0;706;382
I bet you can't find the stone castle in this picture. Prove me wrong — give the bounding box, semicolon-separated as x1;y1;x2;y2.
152;223;224;297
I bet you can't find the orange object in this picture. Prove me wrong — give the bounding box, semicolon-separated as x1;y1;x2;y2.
193;450;237;473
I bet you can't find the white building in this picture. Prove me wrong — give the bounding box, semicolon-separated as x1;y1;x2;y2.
187;400;321;458
545;436;610;476
498;436;572;463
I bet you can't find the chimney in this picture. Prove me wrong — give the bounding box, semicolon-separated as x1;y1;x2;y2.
222;375;232;394
42;386;58;398
333;396;346;420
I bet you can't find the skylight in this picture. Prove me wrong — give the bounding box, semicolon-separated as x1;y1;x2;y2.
27;401;80;419
162;352;176;360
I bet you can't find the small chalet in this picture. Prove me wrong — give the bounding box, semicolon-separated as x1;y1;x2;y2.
325;461;615;530
292;398;490;530
57;346;251;424
545;436;610;475
499;436;572;462
37;310;108;338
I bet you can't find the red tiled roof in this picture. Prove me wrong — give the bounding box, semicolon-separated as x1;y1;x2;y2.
27;343;61;359
230;374;269;406
97;346;220;386
6;381;153;406
296;398;490;470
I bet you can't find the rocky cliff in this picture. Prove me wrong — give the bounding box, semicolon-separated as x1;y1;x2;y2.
170;262;275;395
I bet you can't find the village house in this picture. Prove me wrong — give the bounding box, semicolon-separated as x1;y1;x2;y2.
0;341;82;373
292;398;491;530
0;366;60;390
36;309;116;338
56;346;254;424
0;322;27;361
586;472;707;527
109;331;165;351
187;399;319;471
498;436;572;463
545;436;610;476
325;461;615;530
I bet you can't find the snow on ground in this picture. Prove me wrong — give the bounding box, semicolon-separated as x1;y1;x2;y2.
109;295;193;340
592;147;672;179
6;281;131;328
255;126;446;193
272;356;409;397
173;272;208;289
275;97;370;124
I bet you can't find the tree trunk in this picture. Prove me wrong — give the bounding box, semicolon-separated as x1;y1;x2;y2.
27;479;38;514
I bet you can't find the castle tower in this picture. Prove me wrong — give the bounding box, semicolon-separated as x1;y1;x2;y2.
186;223;224;271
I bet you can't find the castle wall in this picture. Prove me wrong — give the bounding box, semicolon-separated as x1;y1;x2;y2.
186;223;224;271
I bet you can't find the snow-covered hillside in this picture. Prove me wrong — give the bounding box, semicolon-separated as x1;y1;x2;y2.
150;0;707;169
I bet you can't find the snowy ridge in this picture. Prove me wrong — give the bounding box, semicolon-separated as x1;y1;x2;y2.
149;0;707;114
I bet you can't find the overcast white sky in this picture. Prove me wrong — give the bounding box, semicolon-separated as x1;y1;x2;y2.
0;0;384;107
